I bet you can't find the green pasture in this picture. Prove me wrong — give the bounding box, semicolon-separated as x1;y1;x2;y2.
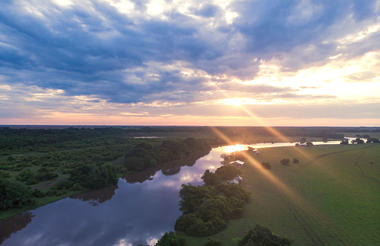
183;144;380;246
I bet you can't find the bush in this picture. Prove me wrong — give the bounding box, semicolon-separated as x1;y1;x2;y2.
239;225;292;246
292;158;299;164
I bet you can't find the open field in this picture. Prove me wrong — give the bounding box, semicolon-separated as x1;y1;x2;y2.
183;144;380;246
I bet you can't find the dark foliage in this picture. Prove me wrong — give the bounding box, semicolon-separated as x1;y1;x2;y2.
175;167;249;236
203;239;222;246
124;138;211;171
366;138;379;144
0;179;35;210
340;139;349;144
202;165;241;185
69;164;118;189
202;170;221;186
292;158;299;164
280;159;290;166
215;165;241;181
351;138;365;144
261;162;271;170
238;225;292;246
156;232;186;246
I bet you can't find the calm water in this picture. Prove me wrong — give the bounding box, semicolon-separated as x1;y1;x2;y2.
0;140;353;246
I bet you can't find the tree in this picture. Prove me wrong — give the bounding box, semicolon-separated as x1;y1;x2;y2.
280;159;290;166
0;179;35;210
239;225;292;246
306;142;313;147
215;165;241;181
340;139;349;144
156;232;186;246
366;138;380;144
202;170;221;186
69;164;117;189
352;138;364;144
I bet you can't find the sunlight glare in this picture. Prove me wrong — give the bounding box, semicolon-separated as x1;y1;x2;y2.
219;98;256;106
222;144;248;153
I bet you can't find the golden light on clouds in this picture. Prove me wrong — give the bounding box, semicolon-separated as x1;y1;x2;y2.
0;0;379;126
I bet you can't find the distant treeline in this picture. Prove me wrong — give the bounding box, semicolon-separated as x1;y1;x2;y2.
0;127;135;154
123;138;212;183
0;126;353;153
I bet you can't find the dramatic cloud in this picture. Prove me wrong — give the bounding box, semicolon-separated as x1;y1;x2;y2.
0;0;379;125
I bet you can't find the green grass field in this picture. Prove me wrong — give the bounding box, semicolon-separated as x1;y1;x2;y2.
183;144;380;246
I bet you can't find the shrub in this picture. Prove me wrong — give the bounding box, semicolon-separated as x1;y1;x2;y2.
292;158;299;164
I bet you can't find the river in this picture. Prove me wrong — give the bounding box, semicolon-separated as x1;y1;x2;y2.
0;139;356;246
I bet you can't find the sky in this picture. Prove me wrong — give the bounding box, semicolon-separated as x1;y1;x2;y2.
0;0;379;126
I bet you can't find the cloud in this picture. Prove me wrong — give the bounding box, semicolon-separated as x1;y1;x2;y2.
0;0;379;125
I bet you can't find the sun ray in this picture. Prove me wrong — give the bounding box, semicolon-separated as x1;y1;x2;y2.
210;127;348;241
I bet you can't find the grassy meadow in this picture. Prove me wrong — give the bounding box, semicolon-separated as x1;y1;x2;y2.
183;144;380;246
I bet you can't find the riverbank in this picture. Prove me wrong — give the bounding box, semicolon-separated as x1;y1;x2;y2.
0;137;213;220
